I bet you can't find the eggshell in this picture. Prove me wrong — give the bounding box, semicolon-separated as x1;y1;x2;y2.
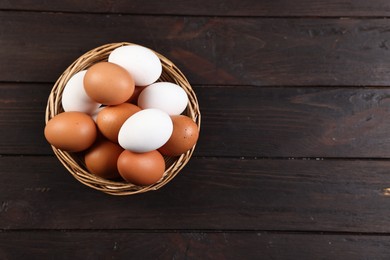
61;70;101;114
96;103;141;143
128;85;147;104
159;115;199;156
117;150;165;186
84;62;135;105
44;112;97;152
108;45;162;86
84;139;123;179
118;109;173;153
138;82;188;115
91;106;105;123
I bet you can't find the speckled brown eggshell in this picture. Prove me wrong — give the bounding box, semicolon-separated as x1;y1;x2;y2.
159;115;199;156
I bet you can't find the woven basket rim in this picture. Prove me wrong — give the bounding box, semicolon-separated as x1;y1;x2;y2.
45;42;201;195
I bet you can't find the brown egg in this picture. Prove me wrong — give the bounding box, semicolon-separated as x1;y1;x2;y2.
117;150;165;186
159;115;199;156
84;62;135;105
44;112;97;152
84;139;123;179
128;85;147;104
96;103;141;143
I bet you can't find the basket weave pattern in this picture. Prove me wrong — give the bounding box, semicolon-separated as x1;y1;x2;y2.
45;42;201;195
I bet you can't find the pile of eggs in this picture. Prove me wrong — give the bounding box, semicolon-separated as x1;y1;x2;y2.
44;45;199;186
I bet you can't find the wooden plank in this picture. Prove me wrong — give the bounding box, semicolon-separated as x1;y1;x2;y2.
4;83;390;158
2;12;390;86
0;83;50;154
1;231;390;260
1;0;390;17
2;156;390;232
200;86;390;158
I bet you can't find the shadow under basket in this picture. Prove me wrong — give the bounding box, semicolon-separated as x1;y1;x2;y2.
45;42;201;195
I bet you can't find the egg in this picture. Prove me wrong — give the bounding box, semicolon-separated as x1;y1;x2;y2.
138;82;188;115
118;108;173;153
117;150;165;186
61;70;101;114
91;106;105;123
96;103;141;143
84;62;135;105
159;115;199;156
84;139;123;179
108;45;162;86
44;112;97;152
128;85;147;104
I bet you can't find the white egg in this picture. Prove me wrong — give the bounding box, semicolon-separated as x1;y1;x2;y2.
61;70;101;114
108;45;162;86
118;109;173;153
91;106;105;123
138;82;188;115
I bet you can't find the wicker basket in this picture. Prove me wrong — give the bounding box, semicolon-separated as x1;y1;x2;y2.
45;42;201;195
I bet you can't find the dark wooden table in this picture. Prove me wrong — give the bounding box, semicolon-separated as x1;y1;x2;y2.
2;1;390;259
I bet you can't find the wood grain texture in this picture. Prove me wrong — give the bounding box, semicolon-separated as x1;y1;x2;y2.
0;83;49;155
1;0;390;17
2;156;390;232
3;1;390;259
1;231;390;260
4;83;390;158
2;12;390;86
200;86;390;158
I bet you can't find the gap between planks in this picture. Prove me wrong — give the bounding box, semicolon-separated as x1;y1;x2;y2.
2;81;390;90
2;229;390;237
1;9;390;19
3;154;390;161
